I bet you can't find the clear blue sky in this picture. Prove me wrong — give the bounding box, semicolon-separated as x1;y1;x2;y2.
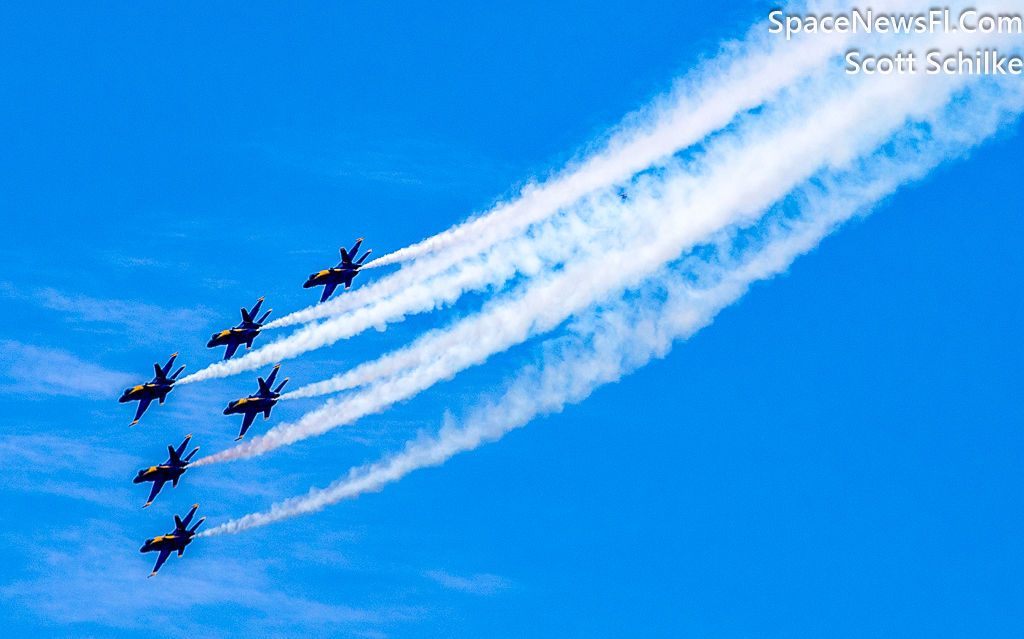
1;2;1022;637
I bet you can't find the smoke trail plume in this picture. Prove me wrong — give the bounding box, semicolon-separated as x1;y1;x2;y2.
179;17;869;386
180;9;1018;387
199;99;1008;535
198;208;845;535
195;35;1013;465
193;2;1023;533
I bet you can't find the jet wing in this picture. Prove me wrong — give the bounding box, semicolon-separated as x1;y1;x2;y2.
319;282;338;303
131;398;152;426
144;480;166;508
150;548;172;577
237;411;257;440
223;342;240;360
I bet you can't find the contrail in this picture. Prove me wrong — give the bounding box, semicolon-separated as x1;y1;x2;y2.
199;96;1011;535
179;15;868;387
182;8;1014;388
198;7;1024;534
193;42;1004;464
180;60;908;387
199;208;853;535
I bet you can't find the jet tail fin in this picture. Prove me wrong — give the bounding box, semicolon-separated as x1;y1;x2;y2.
257;309;272;324
160;353;179;378
174;434;193;460
274;378;289;394
170;365;186;381
241;307;253;324
264;365;280;389
356;249;372;265
183;447;200;463
180;504;199;529
248;297;265;320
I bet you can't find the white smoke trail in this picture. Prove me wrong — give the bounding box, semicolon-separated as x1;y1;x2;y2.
287;18;854;278
182;11;1017;387
198;210;848;535
193;42;1006;464
198;8;1024;534
261;0;1007;337
199;90;1017;535
178;10;874;387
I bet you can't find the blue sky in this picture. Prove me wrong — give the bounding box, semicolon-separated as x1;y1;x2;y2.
1;1;1023;637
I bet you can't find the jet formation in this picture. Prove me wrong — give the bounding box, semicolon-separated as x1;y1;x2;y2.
122;239;372;575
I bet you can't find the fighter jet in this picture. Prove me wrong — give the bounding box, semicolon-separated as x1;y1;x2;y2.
303;238;372;303
133;434;200;508
223;364;289;440
207;297;273;360
140;504;204;577
619;190;628;200
118;353;185;425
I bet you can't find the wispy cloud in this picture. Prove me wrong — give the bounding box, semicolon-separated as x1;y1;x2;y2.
101;253;168;269
33;288;215;342
0;340;135;399
0;434;143;507
0;434;142;478
424;570;513;596
1;521;417;638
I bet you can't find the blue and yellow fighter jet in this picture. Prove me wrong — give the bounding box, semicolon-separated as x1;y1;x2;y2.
118;353;186;425
223;364;289;440
303;238;372;303
133;434;200;508
140;504;204;577
206;297;273;360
